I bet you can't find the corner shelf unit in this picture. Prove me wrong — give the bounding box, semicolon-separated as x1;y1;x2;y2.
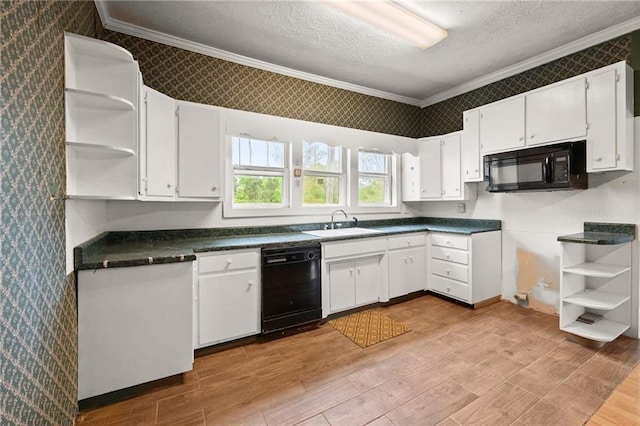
559;227;634;343
65;33;140;200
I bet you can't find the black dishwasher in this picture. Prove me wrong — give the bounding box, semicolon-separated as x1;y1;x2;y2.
261;244;322;336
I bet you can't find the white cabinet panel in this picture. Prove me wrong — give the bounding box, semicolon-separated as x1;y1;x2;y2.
461;110;482;182
329;260;357;313
401;153;421;201
479;97;525;154
143;86;176;197
587;70;617;170
526;78;586;146
441;133;462;199
177;102;222;198
198;270;259;346
78;263;192;399
418;137;442;199
355;257;380;306
388;233;426;299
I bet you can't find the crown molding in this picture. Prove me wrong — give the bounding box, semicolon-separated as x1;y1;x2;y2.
93;1;640;110
94;3;422;107
419;15;640;108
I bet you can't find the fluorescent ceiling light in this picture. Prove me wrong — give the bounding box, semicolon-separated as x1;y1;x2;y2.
326;1;447;49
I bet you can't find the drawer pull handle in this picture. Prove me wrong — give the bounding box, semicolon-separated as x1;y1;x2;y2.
446;270;451;275
447;286;451;292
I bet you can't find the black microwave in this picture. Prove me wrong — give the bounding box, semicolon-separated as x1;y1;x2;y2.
484;142;588;192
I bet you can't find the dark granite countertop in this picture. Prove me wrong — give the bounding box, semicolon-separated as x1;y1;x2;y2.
75;217;501;270
557;222;636;245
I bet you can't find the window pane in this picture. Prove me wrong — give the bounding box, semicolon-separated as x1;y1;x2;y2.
233;174;283;204
358;151;388;174
303;141;341;172
302;175;340;205
358;176;388;204
232;137;284;168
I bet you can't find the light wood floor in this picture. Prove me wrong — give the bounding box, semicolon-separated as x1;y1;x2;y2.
76;296;640;426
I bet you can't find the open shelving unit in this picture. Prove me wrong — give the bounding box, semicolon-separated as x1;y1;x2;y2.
559;230;633;343
65;33;140;200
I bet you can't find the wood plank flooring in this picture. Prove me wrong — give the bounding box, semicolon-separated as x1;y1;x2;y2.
76;296;640;426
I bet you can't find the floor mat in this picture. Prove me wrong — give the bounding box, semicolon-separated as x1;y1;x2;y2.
328;309;411;348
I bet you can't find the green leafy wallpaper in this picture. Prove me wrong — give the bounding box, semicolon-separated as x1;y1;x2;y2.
1;1;96;424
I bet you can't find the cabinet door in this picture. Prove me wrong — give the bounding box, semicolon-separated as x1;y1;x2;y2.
406;246;426;293
388;251;409;298
355;257;380;305
143;87;176;197
587;69;617;171
198;270;259;345
441;133;461;199
418;138;442;199
526;79;586;146
401;153;420;201
479;97;525;154
329;260;356;313
461;110;482;182
177;103;222;198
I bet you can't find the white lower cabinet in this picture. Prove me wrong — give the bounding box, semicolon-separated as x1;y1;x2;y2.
78;262;193;400
195;249;260;348
559;240;631;342
322;238;388;316
427;231;501;306
329;257;380;313
388;233;426;298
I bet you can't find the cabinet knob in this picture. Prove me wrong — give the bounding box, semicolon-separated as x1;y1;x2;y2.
595;157;603;162
446;254;451;259
349;268;354;276
466;170;468;175
530;134;535;139
226;259;233;266
475;169;478;173
248;281;253;288
167;184;172;188
211;186;217;191
357;268;361;274
446;270;451;275
403;257;408;264
447;286;451;292
519;137;524;141
409;256;414;263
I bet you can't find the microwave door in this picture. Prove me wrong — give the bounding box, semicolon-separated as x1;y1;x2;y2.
487;155;546;191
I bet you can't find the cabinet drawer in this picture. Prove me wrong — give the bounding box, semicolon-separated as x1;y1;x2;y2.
198;250;258;274
430;246;468;265
431;258;469;283
430;275;470;303
388;233;426;250
430;233;469;250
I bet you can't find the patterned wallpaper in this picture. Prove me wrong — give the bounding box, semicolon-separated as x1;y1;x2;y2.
422;35;632;136
1;1;95;424
98;30;425;138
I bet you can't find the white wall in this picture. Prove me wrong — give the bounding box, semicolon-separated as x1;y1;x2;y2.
416;117;640;338
65;199;107;274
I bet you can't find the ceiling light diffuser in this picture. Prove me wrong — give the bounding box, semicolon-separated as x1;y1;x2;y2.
325;0;447;49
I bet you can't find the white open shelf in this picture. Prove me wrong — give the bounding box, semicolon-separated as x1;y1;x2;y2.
561;318;630;342
563;289;629;310
66;142;135;157
562;262;630;278
66;195;137;201
66;88;135;111
65;32;134;64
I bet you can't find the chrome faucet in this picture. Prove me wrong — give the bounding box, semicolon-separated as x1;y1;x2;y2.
330;209;348;229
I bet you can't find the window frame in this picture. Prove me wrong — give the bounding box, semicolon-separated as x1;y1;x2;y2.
301;141;346;207
228;135;290;210
357;149;393;207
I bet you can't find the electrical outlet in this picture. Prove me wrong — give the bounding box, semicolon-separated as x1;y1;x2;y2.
457;203;466;213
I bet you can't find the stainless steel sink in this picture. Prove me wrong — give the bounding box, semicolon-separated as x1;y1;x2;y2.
302;227;382;238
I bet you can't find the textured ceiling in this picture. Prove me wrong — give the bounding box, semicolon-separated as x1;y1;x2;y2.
99;1;640;105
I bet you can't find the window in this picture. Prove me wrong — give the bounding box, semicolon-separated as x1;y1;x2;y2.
231;136;288;207
358;149;392;205
302;141;343;206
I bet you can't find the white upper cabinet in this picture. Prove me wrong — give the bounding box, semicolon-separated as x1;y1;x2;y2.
479;97;525;155
65;33;139;200
461;110;482;182
468;61;633;172
401;153;421;201
177;102;223;199
441;133;462;199
418;137;442;199
141;86;176;198
586;64;634;172
526;78;587;146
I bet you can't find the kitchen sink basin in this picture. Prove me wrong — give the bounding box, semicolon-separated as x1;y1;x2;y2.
302;227;383;238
